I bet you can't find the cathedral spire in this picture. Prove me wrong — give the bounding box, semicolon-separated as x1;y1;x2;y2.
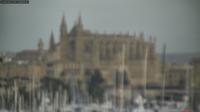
60;14;68;38
60;14;68;62
78;13;82;26
49;31;56;52
70;13;84;37
61;14;66;27
76;12;83;30
38;38;44;51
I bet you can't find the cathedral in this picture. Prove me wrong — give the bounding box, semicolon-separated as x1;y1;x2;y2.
45;15;161;87
0;14;163;100
0;14;162;93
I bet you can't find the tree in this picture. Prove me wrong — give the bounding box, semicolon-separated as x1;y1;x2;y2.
86;69;105;103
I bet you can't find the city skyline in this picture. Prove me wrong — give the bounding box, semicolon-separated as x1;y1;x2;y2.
0;0;200;53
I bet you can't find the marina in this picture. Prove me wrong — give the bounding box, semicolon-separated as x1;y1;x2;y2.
0;1;199;111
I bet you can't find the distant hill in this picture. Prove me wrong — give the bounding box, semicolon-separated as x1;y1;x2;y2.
157;52;200;64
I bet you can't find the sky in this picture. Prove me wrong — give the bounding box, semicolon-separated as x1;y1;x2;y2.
0;0;200;53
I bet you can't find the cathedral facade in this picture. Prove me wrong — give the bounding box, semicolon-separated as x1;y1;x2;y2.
46;15;161;87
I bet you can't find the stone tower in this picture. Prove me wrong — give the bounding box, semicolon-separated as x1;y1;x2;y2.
77;14;83;31
49;31;56;52
59;15;68;62
70;14;83;37
38;38;44;52
38;38;44;61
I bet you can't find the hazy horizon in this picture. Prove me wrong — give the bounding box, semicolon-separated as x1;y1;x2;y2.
0;0;200;54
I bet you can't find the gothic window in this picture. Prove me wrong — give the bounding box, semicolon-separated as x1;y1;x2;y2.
83;40;93;62
99;42;104;60
136;42;140;59
113;43;118;54
141;44;145;59
99;41;108;61
108;43;113;59
118;43;122;53
68;40;76;61
84;40;93;54
148;44;154;60
113;42;122;56
70;40;76;51
113;42;122;55
129;42;135;60
105;42;111;60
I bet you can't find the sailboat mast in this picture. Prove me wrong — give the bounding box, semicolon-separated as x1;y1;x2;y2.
143;45;148;96
114;67;116;110
119;44;125;112
32;72;36;112
14;80;18;112
161;43;166;106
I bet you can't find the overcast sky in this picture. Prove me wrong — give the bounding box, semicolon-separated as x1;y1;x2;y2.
0;0;200;53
